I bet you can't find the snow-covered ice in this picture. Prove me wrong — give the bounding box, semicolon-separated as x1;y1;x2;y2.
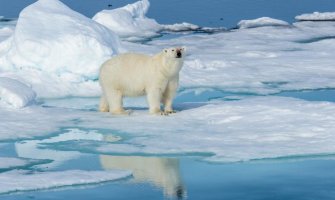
0;0;120;97
0;169;132;194
237;17;290;29
0;77;36;108
296;12;335;21
0;106;75;140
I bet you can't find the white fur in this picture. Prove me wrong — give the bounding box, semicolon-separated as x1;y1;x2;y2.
99;47;185;115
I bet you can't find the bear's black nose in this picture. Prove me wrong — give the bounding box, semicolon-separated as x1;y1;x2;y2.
176;52;182;58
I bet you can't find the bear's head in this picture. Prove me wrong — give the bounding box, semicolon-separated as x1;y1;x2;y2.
163;47;186;59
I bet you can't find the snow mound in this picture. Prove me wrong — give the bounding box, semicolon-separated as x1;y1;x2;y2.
93;0;161;41
0;77;36;108
0;169;132;194
0;0;120;97
93;0;202;41
237;17;290;29
296;12;335;21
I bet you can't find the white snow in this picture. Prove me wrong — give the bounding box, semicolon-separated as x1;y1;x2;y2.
296;12;335;21
0;169;132;194
237;17;290;29
0;77;36;108
0;0;120;98
93;0;201;41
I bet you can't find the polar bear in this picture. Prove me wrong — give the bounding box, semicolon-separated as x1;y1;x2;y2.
99;47;185;115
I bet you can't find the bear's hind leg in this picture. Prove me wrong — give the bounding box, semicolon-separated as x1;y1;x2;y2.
106;89;128;115
99;95;109;112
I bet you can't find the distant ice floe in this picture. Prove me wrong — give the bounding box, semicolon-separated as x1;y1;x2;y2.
296;12;335;21
93;0;214;41
0;169;132;194
0;157;39;171
0;77;36;108
237;17;290;29
0;0;120;98
145;19;335;94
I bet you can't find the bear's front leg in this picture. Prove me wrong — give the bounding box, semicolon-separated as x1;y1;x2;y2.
147;88;163;115
162;77;179;114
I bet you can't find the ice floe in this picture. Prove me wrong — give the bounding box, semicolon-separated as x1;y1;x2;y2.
0;0;120;97
0;157;28;169
15;129;104;168
296;12;335;21
4;96;333;163
161;22;200;32
93;0;161;41
77;97;335;162
0;77;36;108
93;0;202;41
237;17;290;29
0;169;132;194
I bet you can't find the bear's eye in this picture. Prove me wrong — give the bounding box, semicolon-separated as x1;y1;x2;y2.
172;49;175;51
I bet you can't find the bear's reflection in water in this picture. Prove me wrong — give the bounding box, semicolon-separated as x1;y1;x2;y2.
100;155;186;199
